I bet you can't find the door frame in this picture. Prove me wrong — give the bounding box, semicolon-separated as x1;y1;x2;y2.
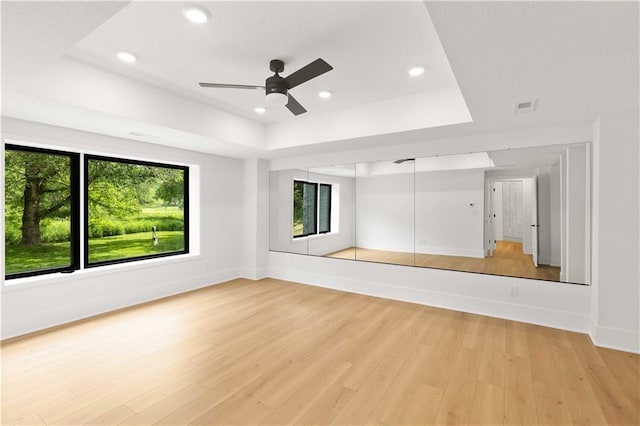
484;174;539;263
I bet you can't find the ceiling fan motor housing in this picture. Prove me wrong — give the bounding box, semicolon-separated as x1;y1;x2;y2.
266;74;287;95
265;74;288;105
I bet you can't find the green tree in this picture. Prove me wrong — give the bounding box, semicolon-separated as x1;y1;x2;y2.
87;160;159;219
155;169;184;207
293;182;303;225
4;152;182;246
4;150;71;245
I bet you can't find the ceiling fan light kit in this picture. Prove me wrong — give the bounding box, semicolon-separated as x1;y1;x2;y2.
266;92;288;106
181;5;210;24
199;58;333;116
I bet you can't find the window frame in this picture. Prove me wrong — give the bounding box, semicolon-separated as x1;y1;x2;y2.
4;144;81;280
83;154;190;268
318;183;332;234
292;179;332;239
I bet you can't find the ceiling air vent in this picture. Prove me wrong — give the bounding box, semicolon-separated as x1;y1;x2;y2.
514;99;537;114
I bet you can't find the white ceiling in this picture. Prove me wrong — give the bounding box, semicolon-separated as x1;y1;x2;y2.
1;1;638;160
309;145;569;178
69;1;458;124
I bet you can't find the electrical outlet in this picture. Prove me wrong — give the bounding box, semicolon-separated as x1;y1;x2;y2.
509;286;519;297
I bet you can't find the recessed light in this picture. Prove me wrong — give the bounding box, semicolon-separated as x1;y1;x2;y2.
182;5;210;24
117;51;137;64
318;91;332;99
408;66;424;77
254;107;266;114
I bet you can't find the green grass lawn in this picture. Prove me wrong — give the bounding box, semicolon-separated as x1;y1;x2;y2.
140;205;183;215
88;231;184;263
5;242;71;274
5;231;185;274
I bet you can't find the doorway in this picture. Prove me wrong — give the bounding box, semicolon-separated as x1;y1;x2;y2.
486;177;538;267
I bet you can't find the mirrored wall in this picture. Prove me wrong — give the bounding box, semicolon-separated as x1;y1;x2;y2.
269;143;591;285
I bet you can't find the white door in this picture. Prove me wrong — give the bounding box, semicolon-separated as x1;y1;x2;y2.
531;175;539;267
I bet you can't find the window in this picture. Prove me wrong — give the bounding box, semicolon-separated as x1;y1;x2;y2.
292;180;331;238
318;184;331;233
4;145;80;278
4;145;190;280
85;155;189;267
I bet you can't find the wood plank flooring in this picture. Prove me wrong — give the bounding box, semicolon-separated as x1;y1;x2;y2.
2;278;637;425
328;241;562;282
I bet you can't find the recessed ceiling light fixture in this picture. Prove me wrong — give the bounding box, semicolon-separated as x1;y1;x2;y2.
254;107;266;114
117;51;137;63
318;91;332;99
182;4;210;24
408;66;424;77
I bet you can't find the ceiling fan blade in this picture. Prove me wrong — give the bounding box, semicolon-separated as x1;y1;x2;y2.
283;58;333;89
199;83;265;90
286;93;307;116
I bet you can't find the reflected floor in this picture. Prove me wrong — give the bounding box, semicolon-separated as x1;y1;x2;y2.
327;241;561;282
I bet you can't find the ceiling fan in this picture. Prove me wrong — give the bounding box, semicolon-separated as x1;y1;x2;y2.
199;58;333;116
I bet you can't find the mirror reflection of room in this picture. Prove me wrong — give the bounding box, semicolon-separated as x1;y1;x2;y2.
334;159;416;266
268;143;591;285
306;165;356;259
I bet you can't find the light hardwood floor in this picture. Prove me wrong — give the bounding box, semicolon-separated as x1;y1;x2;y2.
328;241;562;282
2;278;637;425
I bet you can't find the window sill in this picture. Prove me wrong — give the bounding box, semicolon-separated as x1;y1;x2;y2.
291;231;338;242
2;252;202;292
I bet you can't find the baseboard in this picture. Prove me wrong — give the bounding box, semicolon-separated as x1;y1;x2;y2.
356;245;414;254
416;247;485;259
590;325;640;354
240;267;268;281
539;255;551;265
538;257;561;268
267;266;589;334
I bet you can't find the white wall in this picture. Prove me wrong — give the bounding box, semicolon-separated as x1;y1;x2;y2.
355;173;414;253
1;117;246;339
242;158;269;280
522;178;533;254
537;168;553;264
591;111;640;353
565;145;588;284
549;162;562;266
414;169;485;258
269;169;309;255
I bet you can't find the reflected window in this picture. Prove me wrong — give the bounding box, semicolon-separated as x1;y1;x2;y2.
319;184;331;233
293;180;331;237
